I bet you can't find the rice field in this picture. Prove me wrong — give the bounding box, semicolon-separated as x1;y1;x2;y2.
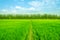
0;19;60;40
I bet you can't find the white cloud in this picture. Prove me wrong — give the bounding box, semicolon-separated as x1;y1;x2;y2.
44;0;49;3
28;1;42;8
15;6;21;9
45;0;56;5
15;6;26;10
11;10;17;13
1;6;36;13
15;6;36;11
1;9;17;13
1;9;8;12
28;7;35;11
21;7;35;11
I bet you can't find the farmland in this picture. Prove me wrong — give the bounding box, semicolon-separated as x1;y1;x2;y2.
0;19;60;40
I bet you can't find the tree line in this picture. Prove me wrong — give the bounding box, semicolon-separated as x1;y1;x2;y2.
0;14;60;19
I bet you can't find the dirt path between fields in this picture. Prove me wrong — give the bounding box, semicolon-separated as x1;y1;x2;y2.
29;20;33;40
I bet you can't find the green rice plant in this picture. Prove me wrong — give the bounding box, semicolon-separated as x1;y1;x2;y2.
0;19;30;40
32;20;60;40
0;19;60;40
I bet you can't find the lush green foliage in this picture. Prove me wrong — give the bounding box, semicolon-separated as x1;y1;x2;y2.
0;20;30;40
0;14;60;19
32;20;60;40
0;19;60;40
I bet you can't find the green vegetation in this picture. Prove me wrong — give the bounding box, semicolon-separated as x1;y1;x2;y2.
0;20;30;40
0;19;60;40
32;20;60;40
0;14;60;19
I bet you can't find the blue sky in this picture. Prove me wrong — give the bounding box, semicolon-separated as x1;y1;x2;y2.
0;0;60;14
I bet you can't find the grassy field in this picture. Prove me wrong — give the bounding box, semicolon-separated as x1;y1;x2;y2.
0;19;60;40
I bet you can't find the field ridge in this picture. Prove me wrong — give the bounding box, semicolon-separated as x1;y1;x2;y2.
29;20;33;40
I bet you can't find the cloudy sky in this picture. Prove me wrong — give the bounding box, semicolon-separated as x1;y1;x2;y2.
0;0;60;14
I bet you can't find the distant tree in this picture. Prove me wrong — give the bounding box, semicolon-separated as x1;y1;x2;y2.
0;14;60;19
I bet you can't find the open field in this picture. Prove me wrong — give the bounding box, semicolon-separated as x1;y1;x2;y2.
0;19;60;40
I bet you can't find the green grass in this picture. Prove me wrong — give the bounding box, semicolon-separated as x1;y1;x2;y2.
32;20;60;40
0;19;60;40
0;19;30;40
